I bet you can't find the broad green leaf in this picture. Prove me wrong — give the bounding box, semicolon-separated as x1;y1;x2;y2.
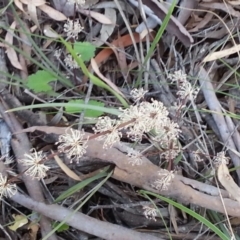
26;70;57;95
65;99;104;117
73;42;96;62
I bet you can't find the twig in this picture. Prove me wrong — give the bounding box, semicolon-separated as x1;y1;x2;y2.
11;192;162;240
0;98;58;240
198;66;240;181
20;126;240;216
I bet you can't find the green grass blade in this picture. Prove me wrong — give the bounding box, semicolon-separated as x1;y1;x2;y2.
6;102;122;116
144;0;177;65
54;166;110;203
137;0;177;86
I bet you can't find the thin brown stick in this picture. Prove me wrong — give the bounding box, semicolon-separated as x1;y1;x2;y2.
11;192;163;240
0;98;58;240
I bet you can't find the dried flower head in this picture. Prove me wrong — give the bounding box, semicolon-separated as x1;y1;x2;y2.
160;147;180;161
93;116;122;148
192;150;204;162
130;88;148;102
64;19;83;39
119;104;147;141
152;169;175;191
127;148;144;166
64;54;79;69
4;157;14;165
169;70;199;101
56;128;88;162
94;98;180;151
213;151;229;167
54;49;62;59
0;173;17;198
119;99;180;143
142;206;157;221
20;149;50;180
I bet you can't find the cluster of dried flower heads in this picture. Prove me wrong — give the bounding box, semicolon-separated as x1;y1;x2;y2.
0;69;217;223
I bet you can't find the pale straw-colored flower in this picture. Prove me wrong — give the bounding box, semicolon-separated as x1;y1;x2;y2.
93;116;122;148
56;128;88;162
152;169;175;191
127;148;143;166
169;70;199;101
54;49;62;59
20;149;50;180
0;173;17;199
142;206;157;221
130;88;148;102
64;19;83;39
119;104;148;141
64;54;79;69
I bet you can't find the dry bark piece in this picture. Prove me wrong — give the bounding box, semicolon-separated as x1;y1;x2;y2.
217;162;240;203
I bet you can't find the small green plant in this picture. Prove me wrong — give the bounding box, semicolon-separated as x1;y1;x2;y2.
26;42;96;95
26;70;58;95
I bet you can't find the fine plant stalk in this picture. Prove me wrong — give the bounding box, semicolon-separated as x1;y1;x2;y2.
144;193;172;240
136;0;177;85
0;35;72;88
42;168;113;240
8;4;73;87
143;0;177;65
208;210;236;239
59;36;129;107
54;166;110;203
139;190;229;240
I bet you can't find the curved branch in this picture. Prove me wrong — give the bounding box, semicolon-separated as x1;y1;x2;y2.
11;192;162;240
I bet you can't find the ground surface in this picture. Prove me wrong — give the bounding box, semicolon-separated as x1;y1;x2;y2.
0;0;240;239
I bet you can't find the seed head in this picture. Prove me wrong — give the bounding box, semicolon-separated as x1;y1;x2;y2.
56;128;88;162
0;173;17;199
21;149;50;180
64;19;83;39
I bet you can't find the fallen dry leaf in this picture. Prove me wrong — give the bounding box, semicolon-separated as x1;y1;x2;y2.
78;8;114;24
203;44;240;62
53;152;82;181
91;58;126;98
20;0;46;6
38;4;67;21
92;8;116;47
8;214;28;231
131;0;193;46
200;2;240;18
43;24;60;38
14;0;24;11
27;1;40;29
188;12;213;33
28;223;39;240
82;32;154;85
228;0;240;5
5;21;23;70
